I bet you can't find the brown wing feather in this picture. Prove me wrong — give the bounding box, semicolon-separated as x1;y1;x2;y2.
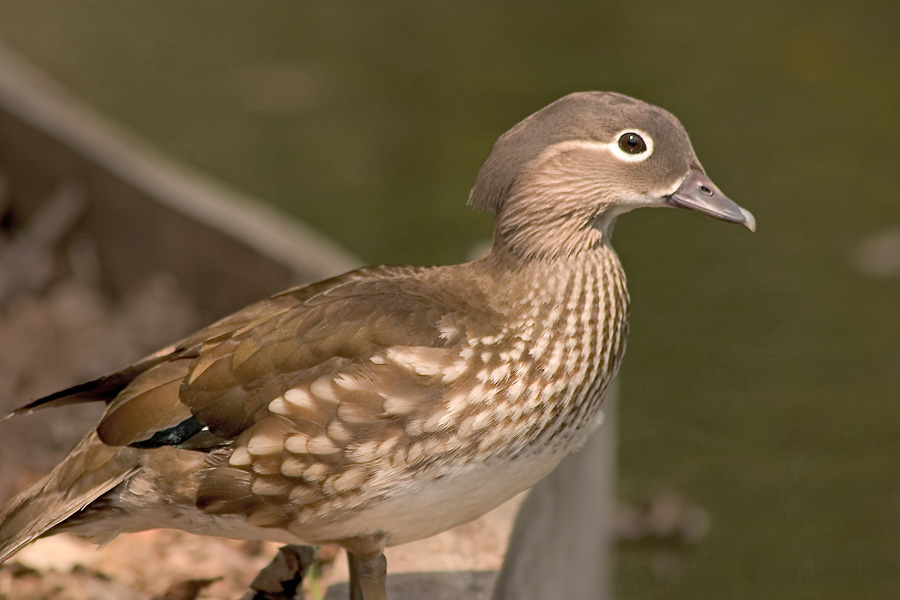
96;360;194;446
88;264;485;447
178;273;460;438
2;352;176;420
3;265;423;433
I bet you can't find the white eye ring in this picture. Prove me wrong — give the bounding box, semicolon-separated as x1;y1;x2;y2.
607;128;654;162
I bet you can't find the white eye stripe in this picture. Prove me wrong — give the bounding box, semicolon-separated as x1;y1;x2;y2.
539;134;655;165
606;128;654;162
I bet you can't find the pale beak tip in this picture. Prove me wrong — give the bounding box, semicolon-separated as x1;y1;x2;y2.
739;207;757;233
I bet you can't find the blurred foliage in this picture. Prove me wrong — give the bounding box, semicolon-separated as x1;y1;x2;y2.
0;1;898;598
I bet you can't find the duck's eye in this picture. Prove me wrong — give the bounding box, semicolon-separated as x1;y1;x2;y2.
617;132;647;155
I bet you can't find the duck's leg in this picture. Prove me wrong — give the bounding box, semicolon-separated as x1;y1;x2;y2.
347;550;387;600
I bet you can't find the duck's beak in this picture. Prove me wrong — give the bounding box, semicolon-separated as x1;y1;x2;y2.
666;169;756;232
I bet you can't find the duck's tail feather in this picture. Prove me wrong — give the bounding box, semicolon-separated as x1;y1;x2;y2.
0;432;139;563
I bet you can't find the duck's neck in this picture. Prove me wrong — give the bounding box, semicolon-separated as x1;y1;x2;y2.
467;239;630;454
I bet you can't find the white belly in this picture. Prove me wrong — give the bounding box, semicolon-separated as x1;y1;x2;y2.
301;449;568;546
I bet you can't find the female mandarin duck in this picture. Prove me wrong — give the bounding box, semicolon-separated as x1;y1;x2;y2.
0;92;753;599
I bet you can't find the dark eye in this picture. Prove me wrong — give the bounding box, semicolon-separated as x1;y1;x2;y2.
617;132;647;155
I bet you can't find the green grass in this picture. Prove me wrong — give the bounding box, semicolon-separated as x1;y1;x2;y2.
0;1;898;598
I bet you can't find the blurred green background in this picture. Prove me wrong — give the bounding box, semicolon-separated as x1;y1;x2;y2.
0;1;897;598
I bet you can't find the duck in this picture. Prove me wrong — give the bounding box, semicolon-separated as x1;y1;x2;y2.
0;91;754;599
